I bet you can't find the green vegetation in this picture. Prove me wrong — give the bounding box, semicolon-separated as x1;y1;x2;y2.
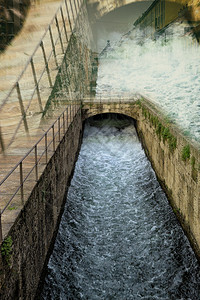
140;103;177;153
8;206;17;211
1;236;13;266
191;156;198;182
181;145;190;161
191;156;196;168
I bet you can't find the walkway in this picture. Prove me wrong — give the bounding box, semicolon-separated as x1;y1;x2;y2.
0;0;80;240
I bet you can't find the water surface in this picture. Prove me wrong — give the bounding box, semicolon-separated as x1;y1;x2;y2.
40;115;200;299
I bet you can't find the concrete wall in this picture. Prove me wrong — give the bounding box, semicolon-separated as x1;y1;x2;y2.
83;99;200;261
43;2;95;115
0;109;83;299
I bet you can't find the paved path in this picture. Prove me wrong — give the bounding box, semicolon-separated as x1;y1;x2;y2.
0;0;78;240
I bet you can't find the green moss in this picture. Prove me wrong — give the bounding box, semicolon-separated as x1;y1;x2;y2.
192;168;198;182
190;156;198;182
8;206;17;211
191;156;196;168
181;145;190;161
135;100;142;108
1;236;13;266
168;136;177;152
162;127;170;143
140;104;177;152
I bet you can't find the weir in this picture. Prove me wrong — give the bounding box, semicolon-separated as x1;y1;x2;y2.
0;0;200;298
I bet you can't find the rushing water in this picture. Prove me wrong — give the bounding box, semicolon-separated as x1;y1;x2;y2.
40;115;200;300
96;24;200;143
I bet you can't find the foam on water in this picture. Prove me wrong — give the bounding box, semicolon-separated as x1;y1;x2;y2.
40;115;200;299
96;25;200;142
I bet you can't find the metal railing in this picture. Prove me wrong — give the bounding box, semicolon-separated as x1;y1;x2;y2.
0;101;81;242
0;0;83;153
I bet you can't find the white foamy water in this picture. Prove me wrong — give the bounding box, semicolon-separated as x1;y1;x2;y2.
40;115;200;299
96;25;200;142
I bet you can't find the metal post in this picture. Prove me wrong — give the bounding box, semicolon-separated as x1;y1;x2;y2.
20;162;24;205
76;0;80;10
40;41;53;88
0;212;2;244
60;7;68;43
58;117;61;142
30;59;43;112
52;125;55;152
70;104;72;123
45;133;48;164
73;0;78;17
69;0;75;23
66;107;68;128
55;16;64;54
16;82;29;133
65;0;72;33
35;145;38;181
63;112;65;134
49;26;58;68
0;126;5;153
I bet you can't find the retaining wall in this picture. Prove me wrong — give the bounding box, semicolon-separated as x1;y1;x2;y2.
0;110;83;299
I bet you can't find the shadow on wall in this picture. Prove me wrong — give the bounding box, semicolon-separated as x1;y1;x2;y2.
0;0;31;52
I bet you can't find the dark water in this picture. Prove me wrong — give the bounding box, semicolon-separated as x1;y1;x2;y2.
40;115;200;300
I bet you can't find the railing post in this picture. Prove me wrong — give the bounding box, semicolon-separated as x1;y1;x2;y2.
0;212;2;244
65;0;73;32
16;82;29;133
76;0;80;10
35;145;38;181
63;112;65;134
40;41;53;88
52;125;55;152
0;126;5;153
49;26;58;68
19;162;24;205
69;0;75;23
58;117;61;142
30;58;43;112
45;133;48;164
55;16;64;54
73;0;78;17
66;106;69;128
60;7;68;43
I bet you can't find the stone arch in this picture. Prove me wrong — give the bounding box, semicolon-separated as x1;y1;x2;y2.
82;102;140;121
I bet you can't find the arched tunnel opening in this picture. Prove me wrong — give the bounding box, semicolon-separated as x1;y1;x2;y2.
39;113;200;299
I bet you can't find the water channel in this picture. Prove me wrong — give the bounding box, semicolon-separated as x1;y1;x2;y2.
40;114;200;299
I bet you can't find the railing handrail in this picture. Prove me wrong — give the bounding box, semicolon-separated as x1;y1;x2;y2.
0;0;82;153
0;0;66;111
0;100;82;240
0;105;71;187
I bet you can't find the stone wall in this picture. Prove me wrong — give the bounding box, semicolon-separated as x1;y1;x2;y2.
0;110;83;299
83;99;200;261
136;99;200;260
43;2;95;115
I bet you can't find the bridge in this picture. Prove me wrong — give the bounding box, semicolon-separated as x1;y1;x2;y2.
0;0;200;298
